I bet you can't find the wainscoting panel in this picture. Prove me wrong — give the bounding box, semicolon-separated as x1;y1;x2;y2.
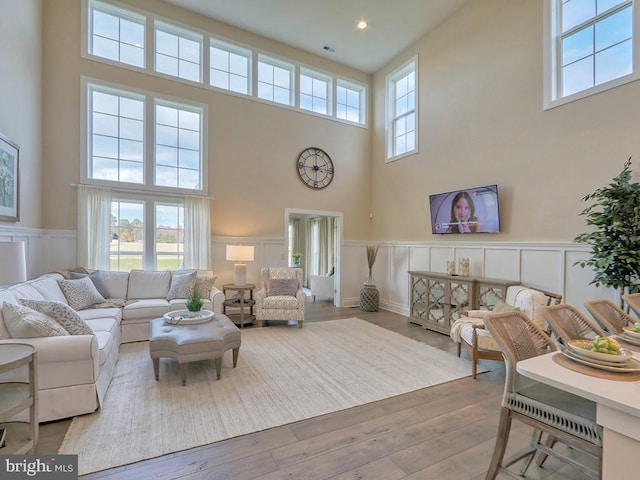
484;248;520;280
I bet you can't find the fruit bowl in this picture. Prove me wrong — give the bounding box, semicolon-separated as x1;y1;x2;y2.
567;339;633;363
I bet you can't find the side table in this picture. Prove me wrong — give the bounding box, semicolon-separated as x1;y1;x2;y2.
0;343;38;454
223;283;256;328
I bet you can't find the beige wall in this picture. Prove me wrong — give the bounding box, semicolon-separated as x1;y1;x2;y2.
0;0;42;229
371;0;640;242
41;0;372;240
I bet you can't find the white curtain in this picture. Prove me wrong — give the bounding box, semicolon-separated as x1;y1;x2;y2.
183;195;211;270
77;184;112;270
318;216;336;276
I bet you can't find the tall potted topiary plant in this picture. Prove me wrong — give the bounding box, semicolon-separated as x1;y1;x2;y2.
574;158;640;303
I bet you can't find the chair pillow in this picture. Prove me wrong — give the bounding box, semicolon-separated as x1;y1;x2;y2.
69;270;111;298
167;271;197;300
2;302;70;338
267;278;298;297
493;300;519;313
19;299;93;336
57;277;106;311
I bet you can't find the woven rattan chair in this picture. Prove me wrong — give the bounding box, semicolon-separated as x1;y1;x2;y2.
584;298;635;335
542;304;605;347
622;292;640;320
483;310;603;480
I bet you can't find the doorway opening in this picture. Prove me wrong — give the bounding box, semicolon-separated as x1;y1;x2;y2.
284;208;342;307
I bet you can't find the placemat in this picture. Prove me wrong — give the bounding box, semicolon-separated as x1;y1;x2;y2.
552;353;640;382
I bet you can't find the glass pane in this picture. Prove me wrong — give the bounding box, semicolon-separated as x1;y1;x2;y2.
92;157;118;180
120;160;144;183
178;168;200;189
120;19;144;46
179;110;200;130
211;48;228;70
178;129;199;150
595;6;632;51
563;26;594;65
300;75;312;94
336;86;346;104
347;106;359;122
562;56;594;95
314;99;327;114
563;0;596;32
120;118;143;140
179;37;200;63
273;66;290;88
598;0;627;14
229;52;247;75
396;75;408;98
156;124;178;147
93;10;118;40
93;91;118;115
93;112;118;137
156;30;178;56
336;103;347;119
396;96;408;116
406;131;415;151
347;89;360;108
274;85;290;105
258;62;273;83
92;36;119;61
156;145;178;167
178;149;199;169
179;60;200;82
258;82;273;100
156;105;178;127
596;38;633;84
156;165;178;187
120;139;143;161
120;44;144;67
93;134;118;158
395;116;406;136
300;93;313;111
156;255;181;271
313;78;327;99
229;74;247;94
156;53;178;76
120;97;143;120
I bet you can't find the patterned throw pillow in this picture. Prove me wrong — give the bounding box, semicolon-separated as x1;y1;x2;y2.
195;274;216;299
57;277;106;311
166;271;197;300
69;270;111;298
266;278;299;297
19;299;93;336
1;302;69;338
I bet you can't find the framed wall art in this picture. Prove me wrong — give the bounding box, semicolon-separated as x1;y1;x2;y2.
0;132;19;221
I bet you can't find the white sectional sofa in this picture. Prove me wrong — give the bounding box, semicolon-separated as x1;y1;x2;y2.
0;270;223;422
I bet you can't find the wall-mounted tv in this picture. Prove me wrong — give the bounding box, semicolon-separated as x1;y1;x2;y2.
429;185;500;234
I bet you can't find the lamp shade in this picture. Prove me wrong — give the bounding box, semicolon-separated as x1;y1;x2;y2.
0;241;27;285
226;245;254;262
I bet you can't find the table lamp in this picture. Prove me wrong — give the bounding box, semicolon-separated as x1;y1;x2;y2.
226;245;254;286
0;241;27;286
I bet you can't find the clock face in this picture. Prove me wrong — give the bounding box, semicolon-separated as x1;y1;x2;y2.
297;147;334;189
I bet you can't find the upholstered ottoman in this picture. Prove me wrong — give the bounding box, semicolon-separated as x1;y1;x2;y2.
149;314;241;385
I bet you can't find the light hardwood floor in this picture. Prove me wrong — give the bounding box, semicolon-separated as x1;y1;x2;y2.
38;300;594;479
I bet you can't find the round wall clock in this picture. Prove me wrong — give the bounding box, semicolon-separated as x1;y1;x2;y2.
296;147;334;189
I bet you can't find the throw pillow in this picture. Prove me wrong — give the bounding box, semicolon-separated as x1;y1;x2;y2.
69;270;111;298
57;277;106;311
266;278;299;297
195;274;216;299
2;302;70;338
19;299;93;336
167;271;197;300
492;300;519;313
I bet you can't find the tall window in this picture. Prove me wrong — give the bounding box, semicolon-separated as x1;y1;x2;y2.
89;0;145;67
387;58;417;161
154;21;202;83
210;40;251;95
89;87;145;184
300;68;331;115
547;0;636;106
336;80;365;124
155;203;184;270
257;55;294;106
110;200;144;271
155;102;202;189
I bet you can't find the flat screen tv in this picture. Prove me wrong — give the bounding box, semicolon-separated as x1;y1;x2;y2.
429;185;500;234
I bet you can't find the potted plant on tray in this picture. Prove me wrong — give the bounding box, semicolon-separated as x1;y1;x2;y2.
185;286;204;315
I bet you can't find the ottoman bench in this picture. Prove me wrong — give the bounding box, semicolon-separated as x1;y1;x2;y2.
149;313;241;385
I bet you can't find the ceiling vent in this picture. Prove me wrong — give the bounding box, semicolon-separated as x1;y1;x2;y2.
322;45;336;53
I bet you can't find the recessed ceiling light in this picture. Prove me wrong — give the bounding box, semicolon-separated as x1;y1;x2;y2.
357;20;368;30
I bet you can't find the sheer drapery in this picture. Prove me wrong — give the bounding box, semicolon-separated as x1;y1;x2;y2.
77;185;112;270
183;195;211;270
317;216;335;276
290;218;302;261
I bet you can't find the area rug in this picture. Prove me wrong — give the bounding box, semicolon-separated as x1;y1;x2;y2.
59;318;480;475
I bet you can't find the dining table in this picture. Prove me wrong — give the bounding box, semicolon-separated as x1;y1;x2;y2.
516;339;640;478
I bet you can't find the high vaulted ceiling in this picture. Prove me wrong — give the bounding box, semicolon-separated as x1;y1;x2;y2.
161;0;471;74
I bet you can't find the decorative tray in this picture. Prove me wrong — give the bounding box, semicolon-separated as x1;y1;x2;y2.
163;310;213;325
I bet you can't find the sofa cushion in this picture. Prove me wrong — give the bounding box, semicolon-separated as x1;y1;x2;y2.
0;290;18;339
29;275;69;303
122;298;170;320
267;278;299;297
84;317;119;338
127;270;171;299
77;307;122;322
94;330;115;367
167;271;197;300
57;277;106;311
100;271;129;299
2;302;70;338
262;296;301;309
19;299;93;336
70;270;111;298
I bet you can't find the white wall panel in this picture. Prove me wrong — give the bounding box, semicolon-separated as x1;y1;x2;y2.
484;249;520;280
521;249;563;294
